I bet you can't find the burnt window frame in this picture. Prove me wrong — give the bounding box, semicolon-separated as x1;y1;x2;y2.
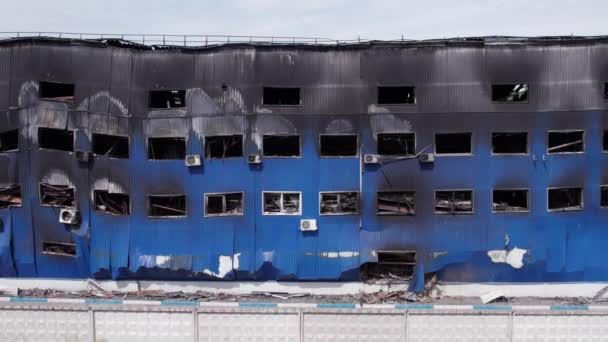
39;183;76;208
318;134;359;158
262;134;302;158
0;129;19;153
601;185;608;208
92;189;131;216
262;87;301;106
37;127;75;152
38;81;76;102
147;194;188;218
148;89;187;109
492;188;530;213
604;82;608;101
319;191;360;216
434;132;473;156
602;130;608;153
92;133;130;159
147;136;187;161
42;241;77;257
204;135;244;159
376;191;416;216
547;187;583;212
376;132;416;156
547;130;585;155
377;86;416;105
491;131;529;155
262;191;302;216
491;84;529;103
0;184;22;210
434;189;474;215
204;192;244;217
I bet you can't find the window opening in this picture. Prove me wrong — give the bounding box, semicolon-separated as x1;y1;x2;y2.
492;132;527;154
149;90;186;109
42;241;76;257
435;190;473;214
377;86;415;105
93;190;130;215
602;186;608;208
548;188;582;211
320;192;358;215
38;127;74;152
40;183;75;207
205;135;243;158
361;250;416;280
0;184;21;209
435;133;472;155
492;189;529;212
92;133;129;159
39;81;75;102
492;84;528;102
320;135;357;157
148;195;187;217
263;87;300;105
377;133;415;155
548;131;584;153
205;192;243;216
148;137;186;160
262;135;300;157
377;191;415;215
0;129;18;152
263;192;301;215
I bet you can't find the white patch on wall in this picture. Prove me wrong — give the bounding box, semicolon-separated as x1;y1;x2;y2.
77;90;129;116
203;253;241;278
41;169;74;187
91;178;126;200
280;53;296;66
304;251;360;258
262;251;274;262
251;115;297;150
253;105;273;114
367;104;390;114
487;247;527;269
188;87;246;115
18;81;39;107
369;114;413;139
325;119;354;133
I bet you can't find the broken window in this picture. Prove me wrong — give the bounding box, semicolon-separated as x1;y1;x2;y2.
92;133;129;159
205;192;244;217
492;189;529;212
602;186;608;208
263;135;300;157
377;86;415;105
377;133;415;155
435;133;472;155
39;183;75;207
39;81;75;102
93;190;130;216
147;137;186;160
0;129;18;153
319;135;358;157
491;84;528;102
377;191;415;215
148;195;187;218
604;131;608;152
604;83;608;100
547;131;584;153
492;132;527;154
361;250;416;280
42;241;76;257
263;192;301;215
548;188;582;211
435;190;473;214
320;192;359;215
149;90;186;109
205;135;243;159
263;87;300;106
0;184;21;210
38;127;74;152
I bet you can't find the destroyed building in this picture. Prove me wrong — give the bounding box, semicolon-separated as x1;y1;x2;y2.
0;35;607;290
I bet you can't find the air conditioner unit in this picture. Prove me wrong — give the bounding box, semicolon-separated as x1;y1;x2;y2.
75;150;92;163
418;153;435;163
59;208;80;225
363;154;380;164
300;219;318;232
248;154;262;164
185;154;201;167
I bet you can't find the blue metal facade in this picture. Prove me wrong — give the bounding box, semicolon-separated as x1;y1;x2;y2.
1;37;608;290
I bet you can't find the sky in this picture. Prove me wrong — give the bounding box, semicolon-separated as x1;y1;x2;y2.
1;0;606;41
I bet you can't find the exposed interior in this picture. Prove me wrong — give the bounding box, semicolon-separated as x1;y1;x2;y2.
263;87;301;105
148;195;187;217
492;132;527;154
263;192;300;214
92;133;129;159
604;83;608;100
377;133;415;155
377;191;415;215
205;192;243;216
361;250;416;280
604;131;608;151
205;135;243;158
38;81;75;102
319;135;357;157
147;137;186;160
492;189;529;212
548;131;584;153
42;241;76;257
435;190;473;213
0;129;18;152
377;86;416;105
39;183;75;207
263;135;300;157
602;186;608;207
491;84;529;102
548;188;582;211
149;90;186;109
93;190;130;215
38;127;74;152
435;133;472;154
0;184;22;209
320;192;358;215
